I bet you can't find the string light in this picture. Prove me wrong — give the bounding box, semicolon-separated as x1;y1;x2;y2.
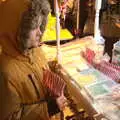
2;0;6;2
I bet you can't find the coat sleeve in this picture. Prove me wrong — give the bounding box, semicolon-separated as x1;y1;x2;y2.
0;73;50;120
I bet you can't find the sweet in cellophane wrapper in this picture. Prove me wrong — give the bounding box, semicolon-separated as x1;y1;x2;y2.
112;40;120;65
85;41;105;64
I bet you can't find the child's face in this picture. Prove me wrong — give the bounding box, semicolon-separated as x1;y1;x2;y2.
26;26;42;49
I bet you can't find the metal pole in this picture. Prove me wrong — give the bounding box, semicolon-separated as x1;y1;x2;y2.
94;0;104;44
76;0;80;35
54;0;62;64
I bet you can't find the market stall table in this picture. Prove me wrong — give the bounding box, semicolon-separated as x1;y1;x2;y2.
42;36;120;120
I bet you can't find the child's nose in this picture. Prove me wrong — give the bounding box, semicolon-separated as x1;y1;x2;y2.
37;27;42;35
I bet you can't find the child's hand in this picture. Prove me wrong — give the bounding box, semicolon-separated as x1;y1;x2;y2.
56;92;68;111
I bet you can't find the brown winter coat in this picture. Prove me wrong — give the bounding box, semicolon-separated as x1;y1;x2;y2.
0;0;51;119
